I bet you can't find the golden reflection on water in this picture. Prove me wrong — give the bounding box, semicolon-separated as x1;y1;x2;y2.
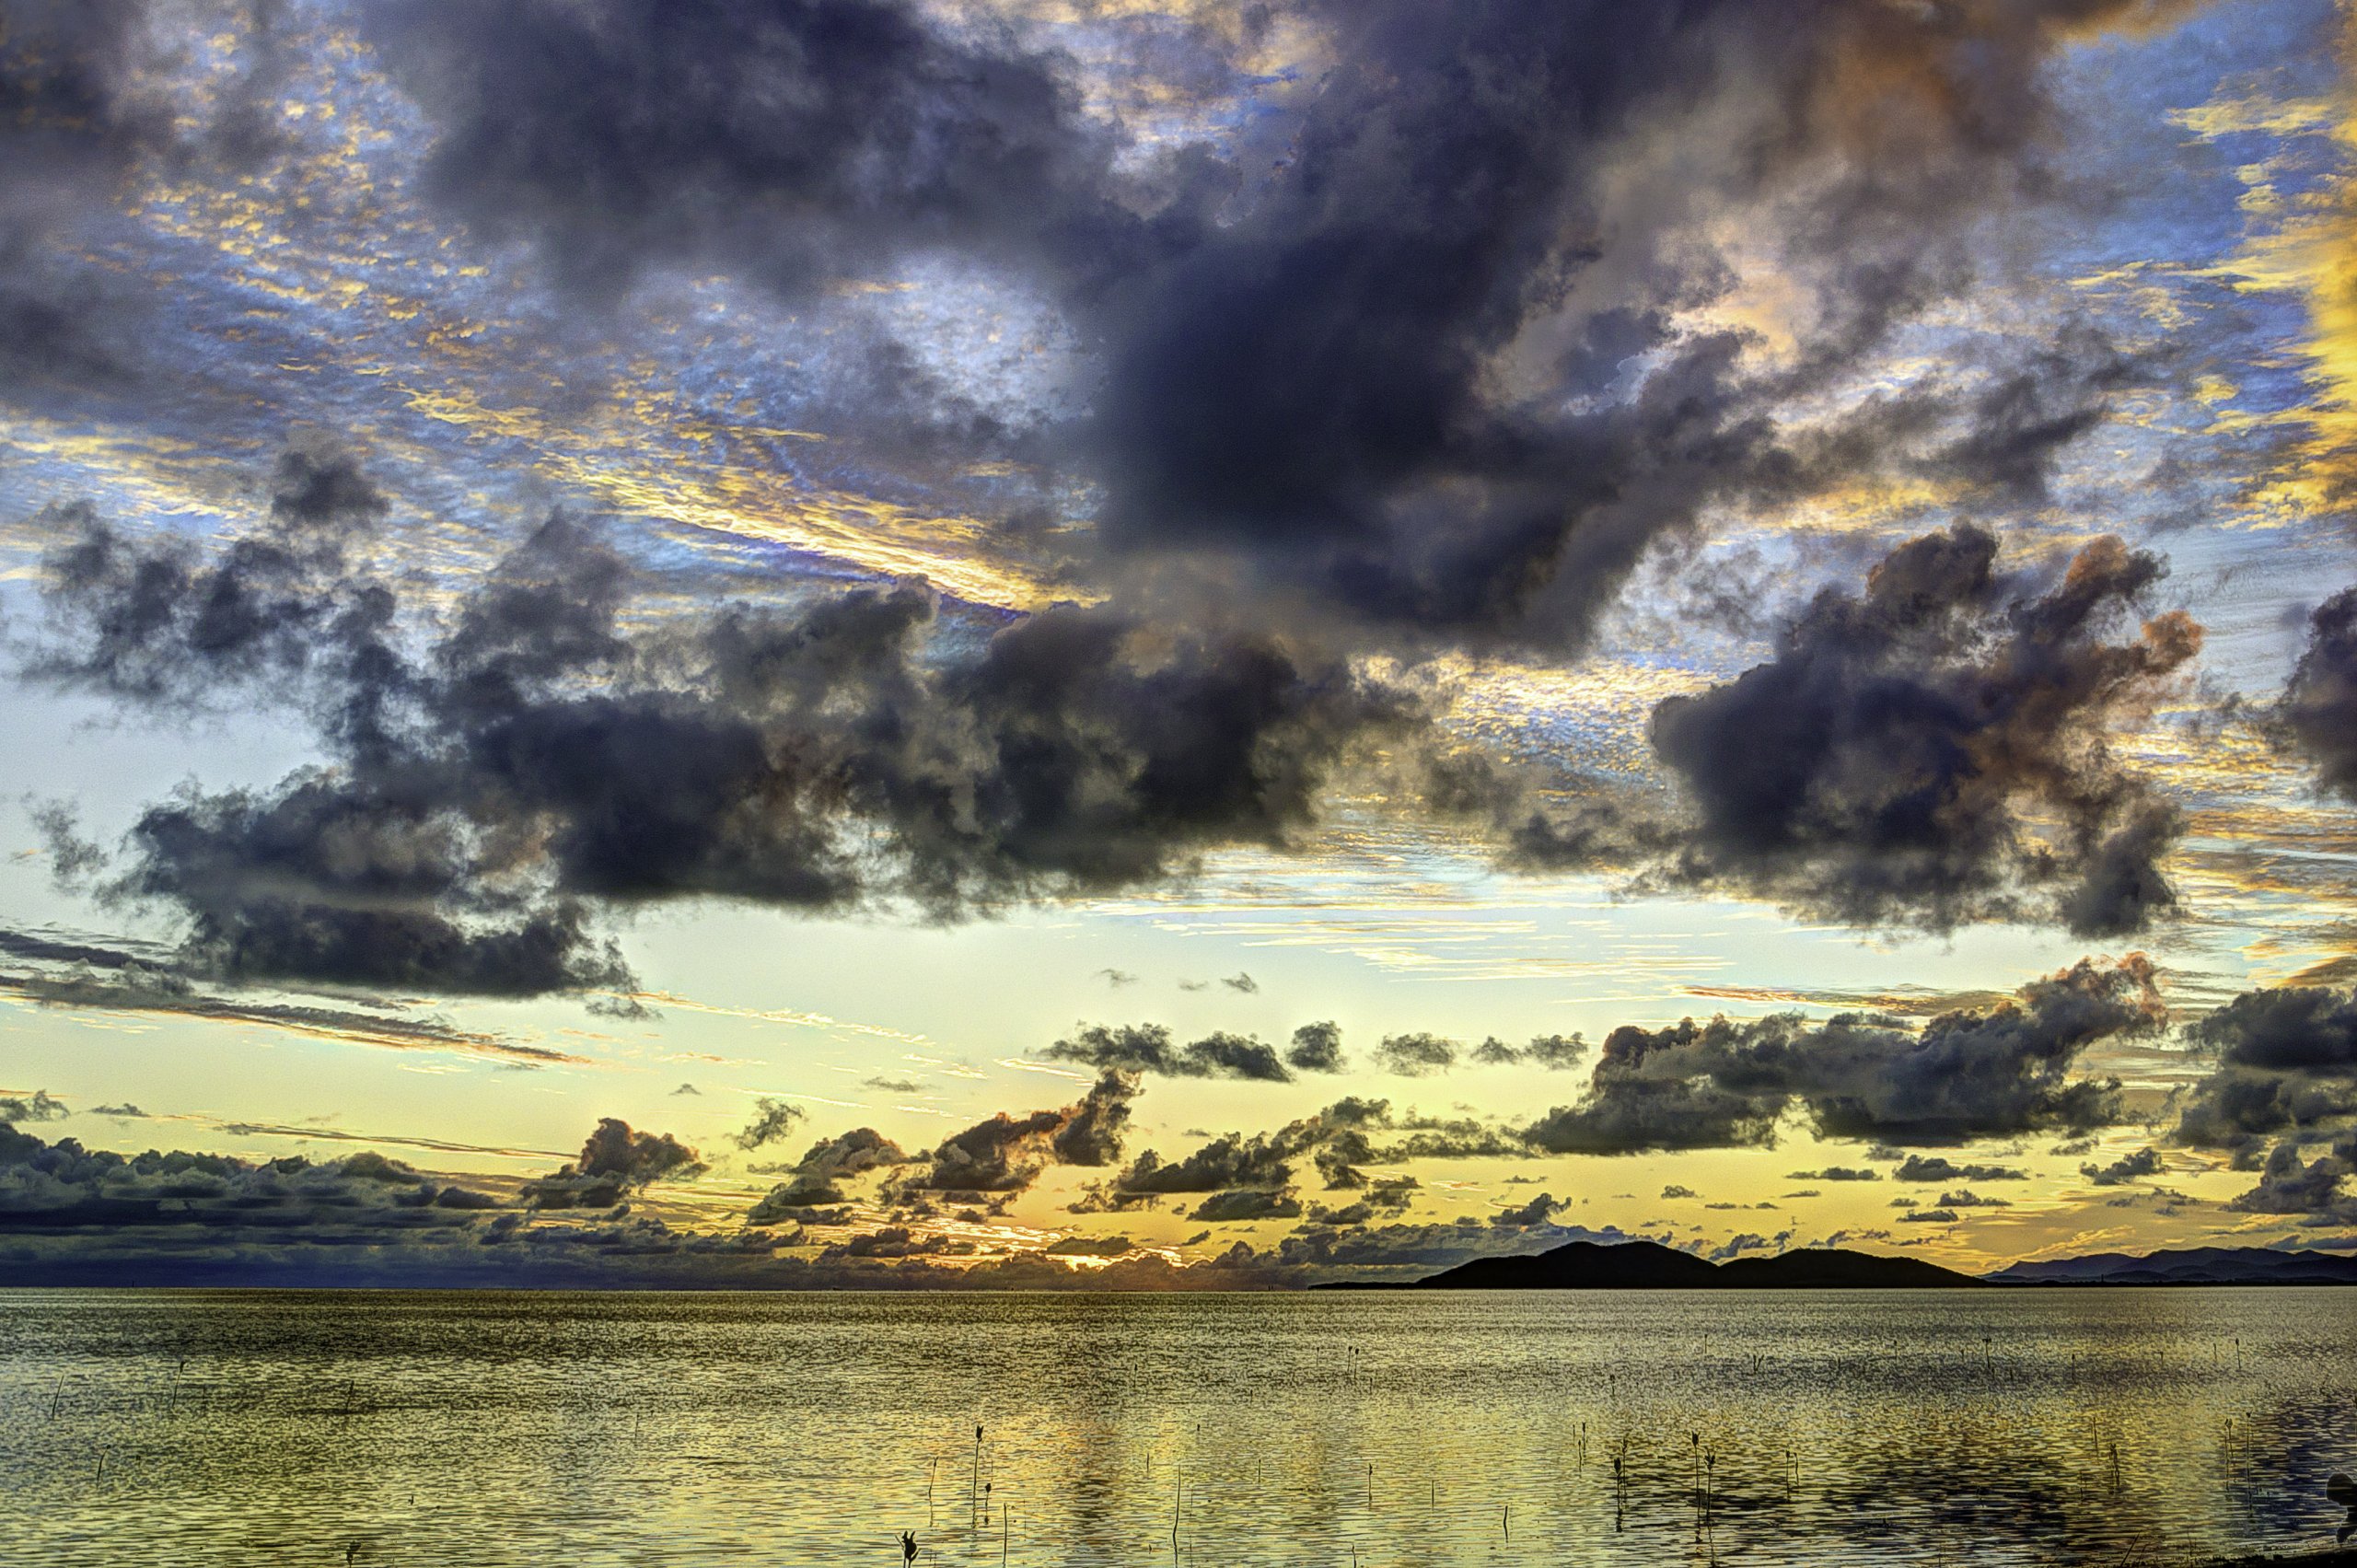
1;1289;2351;1566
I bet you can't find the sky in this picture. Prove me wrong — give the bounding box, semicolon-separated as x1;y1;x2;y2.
2;0;2356;1288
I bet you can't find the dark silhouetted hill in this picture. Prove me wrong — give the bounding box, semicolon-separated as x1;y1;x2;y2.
1720;1249;1983;1288
1347;1239;1983;1289
1987;1247;2357;1286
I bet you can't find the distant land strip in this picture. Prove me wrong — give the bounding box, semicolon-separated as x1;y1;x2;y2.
1315;1240;2357;1290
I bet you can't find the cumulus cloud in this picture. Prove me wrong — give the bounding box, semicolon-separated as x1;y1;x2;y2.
822;1227;977;1261
1489;1191;1568;1228
521;1119;705;1209
900;1071;1137;1194
1043;1234;1134;1258
1373;1033;1458;1077
1109;1095;1520;1220
1527;955;2160;1154
1651;527;2199;937
1190;1189;1304;1223
1285;1021;1346;1074
1045;1023;1292;1082
2281;588;2357;801
1788;1166;1879;1181
2222;1137;2352;1220
1711;1229;1794;1261
747;1126;911;1214
2080;1147;2163;1186
0;1091;69;1125
2173;983;2357;1157
31;504;1415;998
1893;1155;2030;1183
1472;1034;1588;1070
0;1123;481;1221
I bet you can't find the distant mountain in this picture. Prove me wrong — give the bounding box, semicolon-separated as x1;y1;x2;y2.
1987;1247;2357;1286
1369;1238;1984;1290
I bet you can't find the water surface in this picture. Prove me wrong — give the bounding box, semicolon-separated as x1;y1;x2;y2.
2;1288;2352;1565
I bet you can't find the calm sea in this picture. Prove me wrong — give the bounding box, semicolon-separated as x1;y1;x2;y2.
0;1288;2351;1566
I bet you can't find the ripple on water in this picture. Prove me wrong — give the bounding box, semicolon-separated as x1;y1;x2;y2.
0;1287;2351;1566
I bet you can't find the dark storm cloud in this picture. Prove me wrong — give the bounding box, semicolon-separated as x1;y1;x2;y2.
1650;526;2200;937
1526;956;2160;1154
900;1071;1137;1194
1045;1023;1292;1082
0;0;164;387
1892;1155;2029;1183
0;1;301;394
12;0;2219;1014
364;0;2188;651
2281;587;2357;801
520;1119;705;1209
30;501;1415;997
27;447;389;703
2172;983;2357;1156
1079;0;2193;646
1914;323;2154;506
362;0;1157;304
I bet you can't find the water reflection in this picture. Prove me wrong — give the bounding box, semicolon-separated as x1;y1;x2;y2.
0;1288;2351;1565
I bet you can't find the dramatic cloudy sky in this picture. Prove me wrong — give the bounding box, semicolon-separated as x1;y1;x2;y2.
4;0;2357;1286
